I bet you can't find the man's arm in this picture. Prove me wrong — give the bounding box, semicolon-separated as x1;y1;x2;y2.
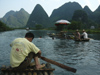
37;50;41;58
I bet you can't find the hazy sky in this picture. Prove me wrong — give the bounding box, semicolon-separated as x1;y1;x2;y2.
0;0;100;18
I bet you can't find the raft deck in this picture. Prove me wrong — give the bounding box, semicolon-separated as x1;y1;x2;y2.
75;38;90;42
1;63;55;75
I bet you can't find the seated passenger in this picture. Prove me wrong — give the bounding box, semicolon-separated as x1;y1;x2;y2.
81;29;88;39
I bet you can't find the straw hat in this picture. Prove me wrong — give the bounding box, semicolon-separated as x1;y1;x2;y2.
76;29;79;32
83;29;85;32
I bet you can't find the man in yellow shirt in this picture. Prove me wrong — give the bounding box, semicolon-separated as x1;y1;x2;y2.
10;32;45;70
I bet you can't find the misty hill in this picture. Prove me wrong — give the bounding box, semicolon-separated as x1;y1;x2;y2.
50;2;100;28
50;2;82;23
1;8;29;28
27;2;91;28
95;5;100;12
26;2;85;28
93;5;100;24
26;4;51;28
83;6;93;19
1;2;100;29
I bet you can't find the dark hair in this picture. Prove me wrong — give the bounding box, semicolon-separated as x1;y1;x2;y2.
25;32;34;39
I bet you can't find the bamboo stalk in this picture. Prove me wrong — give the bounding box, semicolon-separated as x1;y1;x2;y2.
40;56;77;73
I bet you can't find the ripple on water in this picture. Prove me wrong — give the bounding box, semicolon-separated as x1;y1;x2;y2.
0;30;100;75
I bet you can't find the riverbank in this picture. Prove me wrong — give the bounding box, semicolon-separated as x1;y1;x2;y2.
63;29;100;33
1;27;100;34
30;28;100;33
35;28;100;33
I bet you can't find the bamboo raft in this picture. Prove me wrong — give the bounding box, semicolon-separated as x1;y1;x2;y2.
1;63;55;75
75;38;90;42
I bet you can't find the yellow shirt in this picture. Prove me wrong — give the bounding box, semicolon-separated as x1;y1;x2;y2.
10;38;40;68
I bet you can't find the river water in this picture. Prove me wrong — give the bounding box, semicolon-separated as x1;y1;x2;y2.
0;29;100;75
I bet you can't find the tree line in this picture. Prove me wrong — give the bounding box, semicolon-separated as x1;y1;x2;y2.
0;21;12;31
56;10;100;31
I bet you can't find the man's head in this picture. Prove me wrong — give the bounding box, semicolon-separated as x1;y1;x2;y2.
25;32;34;42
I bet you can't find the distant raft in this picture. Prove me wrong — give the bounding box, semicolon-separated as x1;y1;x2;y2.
1;63;55;75
75;38;90;42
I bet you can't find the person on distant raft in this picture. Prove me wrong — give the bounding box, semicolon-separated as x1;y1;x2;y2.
81;29;88;39
10;32;45;70
74;29;80;40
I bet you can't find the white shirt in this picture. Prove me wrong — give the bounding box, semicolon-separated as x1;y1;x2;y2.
82;32;88;39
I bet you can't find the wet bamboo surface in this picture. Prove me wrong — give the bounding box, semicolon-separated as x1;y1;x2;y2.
1;63;55;75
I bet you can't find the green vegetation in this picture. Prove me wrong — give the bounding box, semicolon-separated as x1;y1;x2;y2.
72;10;88;23
86;29;100;33
35;24;43;29
26;4;51;28
68;21;82;30
1;8;29;28
57;9;100;31
1;2;100;33
55;25;65;31
0;21;12;31
62;29;100;33
50;2;82;22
